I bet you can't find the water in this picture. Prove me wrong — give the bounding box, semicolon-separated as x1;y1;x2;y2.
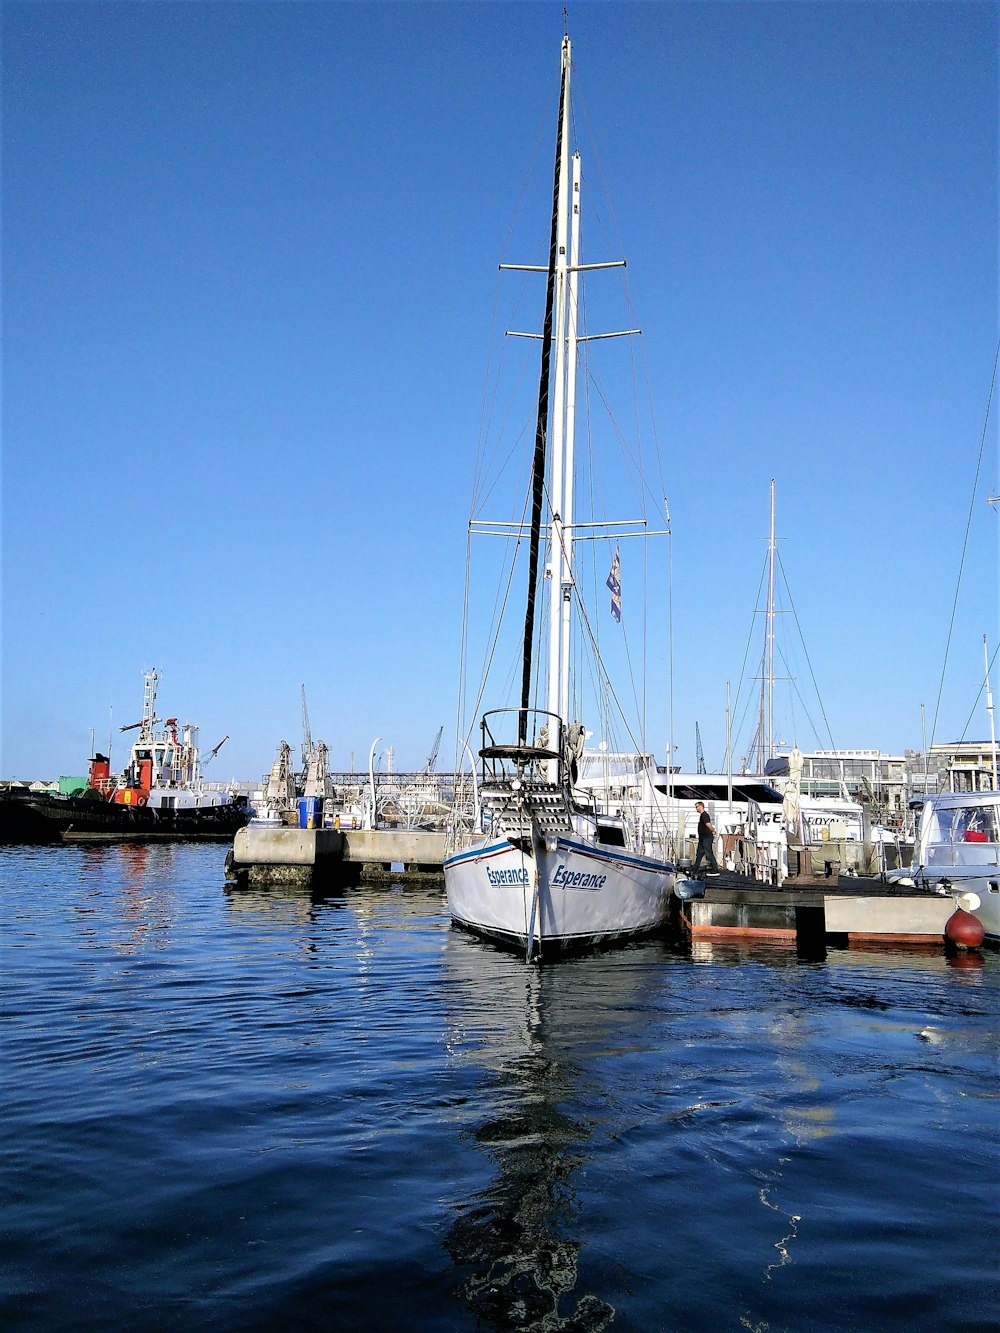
2;844;997;1331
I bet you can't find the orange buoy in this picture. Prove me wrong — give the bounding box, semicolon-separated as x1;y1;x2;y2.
945;907;985;949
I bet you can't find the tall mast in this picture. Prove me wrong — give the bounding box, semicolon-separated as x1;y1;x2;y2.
517;35;571;747
546;67;573;729
756;481;776;774
558;152;582;726
766;478;776;765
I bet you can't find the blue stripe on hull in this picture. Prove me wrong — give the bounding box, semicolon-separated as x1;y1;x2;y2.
444;839;514;871
445;836;673;876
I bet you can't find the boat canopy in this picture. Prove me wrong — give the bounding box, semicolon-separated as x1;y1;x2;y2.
917;795;1000;869
653;778;784;804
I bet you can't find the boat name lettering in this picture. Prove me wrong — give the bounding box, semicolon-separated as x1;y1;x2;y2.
486;865;530;886
553;863;607;889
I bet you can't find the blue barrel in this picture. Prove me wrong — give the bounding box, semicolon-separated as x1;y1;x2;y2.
298;796;322;829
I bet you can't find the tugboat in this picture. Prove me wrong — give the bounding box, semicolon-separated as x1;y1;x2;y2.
0;670;251;844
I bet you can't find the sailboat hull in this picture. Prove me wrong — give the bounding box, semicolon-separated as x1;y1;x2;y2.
444;834;674;954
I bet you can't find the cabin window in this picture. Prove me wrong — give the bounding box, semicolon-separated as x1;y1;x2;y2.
596;823;626;847
925;804;999;867
944;805;998;845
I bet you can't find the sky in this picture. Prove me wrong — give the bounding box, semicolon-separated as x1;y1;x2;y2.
2;0;997;782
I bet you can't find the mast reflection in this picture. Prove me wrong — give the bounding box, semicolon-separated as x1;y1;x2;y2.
441;935;666;1331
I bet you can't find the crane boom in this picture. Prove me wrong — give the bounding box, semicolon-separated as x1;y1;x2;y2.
695;721;706;775
203;735;229;766
424;725;444;774
300;684;313;770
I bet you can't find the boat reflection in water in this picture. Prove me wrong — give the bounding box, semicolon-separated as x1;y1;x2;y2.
439;932;671;1330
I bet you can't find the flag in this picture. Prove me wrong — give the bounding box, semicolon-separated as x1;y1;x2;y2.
606;547;621;623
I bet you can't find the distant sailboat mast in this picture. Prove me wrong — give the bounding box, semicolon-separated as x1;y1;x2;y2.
986;634;998;791
757;479;777;773
767;478;776;766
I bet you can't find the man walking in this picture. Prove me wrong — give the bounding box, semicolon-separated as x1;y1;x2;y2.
692;801;720;875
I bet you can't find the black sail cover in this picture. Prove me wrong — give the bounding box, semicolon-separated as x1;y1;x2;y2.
519;47;568;747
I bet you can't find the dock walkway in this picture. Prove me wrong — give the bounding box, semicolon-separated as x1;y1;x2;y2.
226;830;960;947
676;870;954;945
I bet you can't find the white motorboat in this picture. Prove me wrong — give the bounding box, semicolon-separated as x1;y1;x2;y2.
889;791;1000;942
444;34;675;958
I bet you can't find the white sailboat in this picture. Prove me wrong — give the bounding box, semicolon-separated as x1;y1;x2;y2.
444;34;676;958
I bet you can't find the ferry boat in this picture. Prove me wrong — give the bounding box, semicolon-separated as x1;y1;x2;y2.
0;670;250;844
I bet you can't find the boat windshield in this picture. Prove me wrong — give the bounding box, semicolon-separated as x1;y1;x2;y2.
922;802;1000;868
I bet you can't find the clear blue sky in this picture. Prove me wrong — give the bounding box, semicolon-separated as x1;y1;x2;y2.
3;0;997;781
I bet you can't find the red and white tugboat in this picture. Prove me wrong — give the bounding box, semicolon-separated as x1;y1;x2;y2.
0;670;250;844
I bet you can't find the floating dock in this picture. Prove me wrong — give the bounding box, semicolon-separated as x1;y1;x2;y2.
672;870;955;948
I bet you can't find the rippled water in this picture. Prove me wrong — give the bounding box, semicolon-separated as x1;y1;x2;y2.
2;843;997;1330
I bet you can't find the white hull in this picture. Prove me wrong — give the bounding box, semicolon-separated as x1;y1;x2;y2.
953;872;1000;942
890;792;1000;942
972;883;1000;942
905;867;1000;943
444;834;674;953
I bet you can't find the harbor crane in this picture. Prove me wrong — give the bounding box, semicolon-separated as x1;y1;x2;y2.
300;684;314;771
424;725;444;774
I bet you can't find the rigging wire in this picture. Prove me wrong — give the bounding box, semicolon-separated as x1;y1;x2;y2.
929;337;1000;749
580;99;675;763
471;281;538;517
775;547;838;752
573;147;669;760
729;555;769;760
773;637;824;751
957;639;1000;743
462;54;674;774
463;485;532;755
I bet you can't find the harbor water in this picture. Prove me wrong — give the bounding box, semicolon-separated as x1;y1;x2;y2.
3;844;997;1331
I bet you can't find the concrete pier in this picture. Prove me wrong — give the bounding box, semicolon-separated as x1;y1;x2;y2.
226;825;447;888
341;829;447;871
